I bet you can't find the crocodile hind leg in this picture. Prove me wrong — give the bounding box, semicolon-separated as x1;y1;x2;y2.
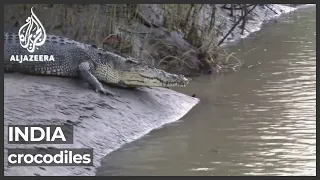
78;61;116;96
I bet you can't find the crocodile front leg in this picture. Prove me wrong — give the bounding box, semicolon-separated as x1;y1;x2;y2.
78;61;116;96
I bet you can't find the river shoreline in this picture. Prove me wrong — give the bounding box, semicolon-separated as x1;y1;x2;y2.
217;4;315;47
132;4;312;75
96;5;316;176
207;4;315;74
4;74;199;176
3;4;315;176
223;4;316;49
94;4;314;176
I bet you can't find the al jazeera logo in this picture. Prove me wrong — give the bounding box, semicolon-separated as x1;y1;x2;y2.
9;7;55;63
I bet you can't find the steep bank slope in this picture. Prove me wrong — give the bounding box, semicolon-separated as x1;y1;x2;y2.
3;4;312;176
3;4;304;76
117;4;303;75
4;74;199;176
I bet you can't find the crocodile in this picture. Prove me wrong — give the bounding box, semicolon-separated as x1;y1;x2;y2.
4;32;189;96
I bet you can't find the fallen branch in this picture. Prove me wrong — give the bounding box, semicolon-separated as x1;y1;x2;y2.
265;4;278;14
243;47;257;55
222;50;242;66
221;4;255;10
218;4;257;46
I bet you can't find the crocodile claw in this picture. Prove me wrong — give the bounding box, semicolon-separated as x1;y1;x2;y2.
95;88;117;97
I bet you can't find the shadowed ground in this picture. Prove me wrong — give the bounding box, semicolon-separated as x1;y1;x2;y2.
4;73;199;176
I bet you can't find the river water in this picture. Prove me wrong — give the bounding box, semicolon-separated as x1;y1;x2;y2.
96;6;316;176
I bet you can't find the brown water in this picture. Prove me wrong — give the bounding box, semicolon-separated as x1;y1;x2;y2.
96;6;316;176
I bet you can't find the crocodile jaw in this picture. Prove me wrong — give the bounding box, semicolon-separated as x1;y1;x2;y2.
121;69;189;87
95;57;189;87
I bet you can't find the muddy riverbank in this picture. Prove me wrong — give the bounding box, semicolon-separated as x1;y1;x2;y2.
96;5;316;176
3;4;313;176
4;74;199;176
4;4;305;76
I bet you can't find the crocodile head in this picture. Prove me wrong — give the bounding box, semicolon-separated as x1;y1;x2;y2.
118;58;190;87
